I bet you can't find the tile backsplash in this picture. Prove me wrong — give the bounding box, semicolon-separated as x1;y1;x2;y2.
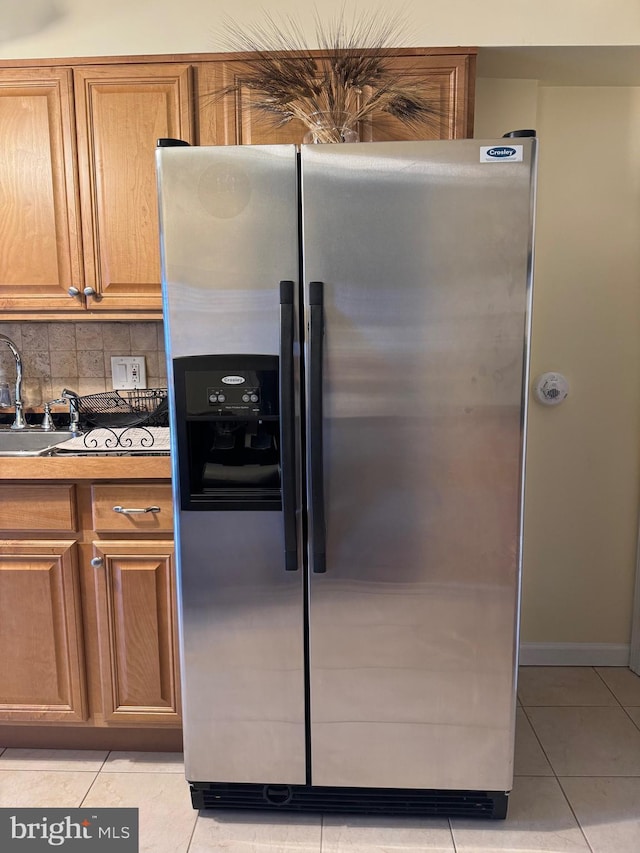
0;321;166;408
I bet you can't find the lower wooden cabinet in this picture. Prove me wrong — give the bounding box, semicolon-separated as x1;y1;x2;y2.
0;540;87;722
0;479;180;732
93;540;181;725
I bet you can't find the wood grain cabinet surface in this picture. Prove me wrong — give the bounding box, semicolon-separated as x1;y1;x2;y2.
92;539;180;725
73;64;193;314
0;479;180;732
0;48;474;319
0;62;194;319
0;539;87;722
91;484;173;533
0;68;84;315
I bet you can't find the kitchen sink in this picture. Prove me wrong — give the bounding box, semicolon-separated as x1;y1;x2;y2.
0;429;75;456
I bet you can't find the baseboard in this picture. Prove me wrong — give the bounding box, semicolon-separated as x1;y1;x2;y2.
519;642;630;666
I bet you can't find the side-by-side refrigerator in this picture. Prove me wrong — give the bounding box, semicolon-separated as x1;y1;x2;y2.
156;137;537;819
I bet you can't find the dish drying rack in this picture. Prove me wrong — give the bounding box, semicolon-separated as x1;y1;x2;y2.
72;388;169;451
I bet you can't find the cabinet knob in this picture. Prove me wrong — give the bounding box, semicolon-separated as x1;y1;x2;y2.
68;286;81;297
90;556;104;569
83;286;97;297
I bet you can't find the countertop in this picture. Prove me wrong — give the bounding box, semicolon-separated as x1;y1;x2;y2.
0;455;171;480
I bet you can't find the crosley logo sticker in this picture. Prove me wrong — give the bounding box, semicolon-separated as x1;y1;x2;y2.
221;375;246;384
480;145;524;163
487;146;516;158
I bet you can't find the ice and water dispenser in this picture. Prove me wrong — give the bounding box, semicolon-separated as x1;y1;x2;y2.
173;355;282;511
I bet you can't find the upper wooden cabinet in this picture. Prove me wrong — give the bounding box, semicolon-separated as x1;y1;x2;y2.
0;62;194;320
73;64;193;313
0;48;474;320
0;68;84;315
212;50;475;145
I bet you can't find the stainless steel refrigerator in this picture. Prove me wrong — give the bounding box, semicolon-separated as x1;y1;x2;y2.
156;137;537;818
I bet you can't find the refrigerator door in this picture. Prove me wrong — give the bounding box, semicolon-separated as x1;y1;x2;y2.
301;140;536;791
157;145;307;784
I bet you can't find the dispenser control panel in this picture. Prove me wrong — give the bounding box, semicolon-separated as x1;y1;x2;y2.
207;385;260;412
176;357;279;419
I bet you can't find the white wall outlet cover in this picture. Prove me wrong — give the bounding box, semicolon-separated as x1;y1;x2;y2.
110;356;147;390
533;372;569;406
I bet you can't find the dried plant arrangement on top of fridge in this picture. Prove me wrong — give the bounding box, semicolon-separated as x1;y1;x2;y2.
211;10;445;142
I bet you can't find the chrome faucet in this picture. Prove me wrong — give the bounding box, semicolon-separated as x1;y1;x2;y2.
0;334;26;430
61;389;82;437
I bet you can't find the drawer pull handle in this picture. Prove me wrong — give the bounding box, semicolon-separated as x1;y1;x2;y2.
113;505;161;515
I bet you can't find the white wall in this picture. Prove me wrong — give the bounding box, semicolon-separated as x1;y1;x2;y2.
1;0;640;59
477;79;640;648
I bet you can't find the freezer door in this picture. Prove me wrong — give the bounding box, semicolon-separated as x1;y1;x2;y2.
157;145;307;783
178;511;306;784
301;140;536;791
158;144;300;358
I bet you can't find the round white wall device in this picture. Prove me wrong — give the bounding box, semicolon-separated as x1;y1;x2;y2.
533;372;569;406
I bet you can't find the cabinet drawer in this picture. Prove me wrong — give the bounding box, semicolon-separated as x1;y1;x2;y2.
1;485;76;532
91;485;173;533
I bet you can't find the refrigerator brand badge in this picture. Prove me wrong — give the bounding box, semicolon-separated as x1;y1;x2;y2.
221;375;246;385
480;145;523;162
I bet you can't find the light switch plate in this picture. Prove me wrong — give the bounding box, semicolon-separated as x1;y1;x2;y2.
110;356;147;390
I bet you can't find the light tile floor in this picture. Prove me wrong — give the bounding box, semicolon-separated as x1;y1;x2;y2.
0;666;639;852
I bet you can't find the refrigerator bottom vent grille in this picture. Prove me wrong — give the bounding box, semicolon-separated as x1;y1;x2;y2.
190;783;508;819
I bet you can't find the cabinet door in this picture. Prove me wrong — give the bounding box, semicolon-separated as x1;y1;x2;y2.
0;68;84;315
0;540;87;722
74;64;193;313
214;51;475;145
360;54;475;141
93;539;181;725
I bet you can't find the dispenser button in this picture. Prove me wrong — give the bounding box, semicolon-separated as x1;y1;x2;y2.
208;394;218;403
242;394;250;402
217;394;226;403
250;394;259;403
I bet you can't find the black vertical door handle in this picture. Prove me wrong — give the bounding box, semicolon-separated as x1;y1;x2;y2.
309;281;326;574
279;280;298;571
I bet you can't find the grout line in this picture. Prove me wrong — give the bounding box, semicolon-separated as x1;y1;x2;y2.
521;705;596;851
79;769;103;808
448;816;458;852
555;777;596;853
97;751;111;773
621;707;640;734
521;705;557;775
0;767;104;772
593;666;626;708
184;806;200;853
522;675;597;853
551;772;640;777
319;812;324;853
520;704;622;708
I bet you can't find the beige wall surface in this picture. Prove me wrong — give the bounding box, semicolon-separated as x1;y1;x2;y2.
477;79;640;646
1;0;640;59
526;86;640;645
